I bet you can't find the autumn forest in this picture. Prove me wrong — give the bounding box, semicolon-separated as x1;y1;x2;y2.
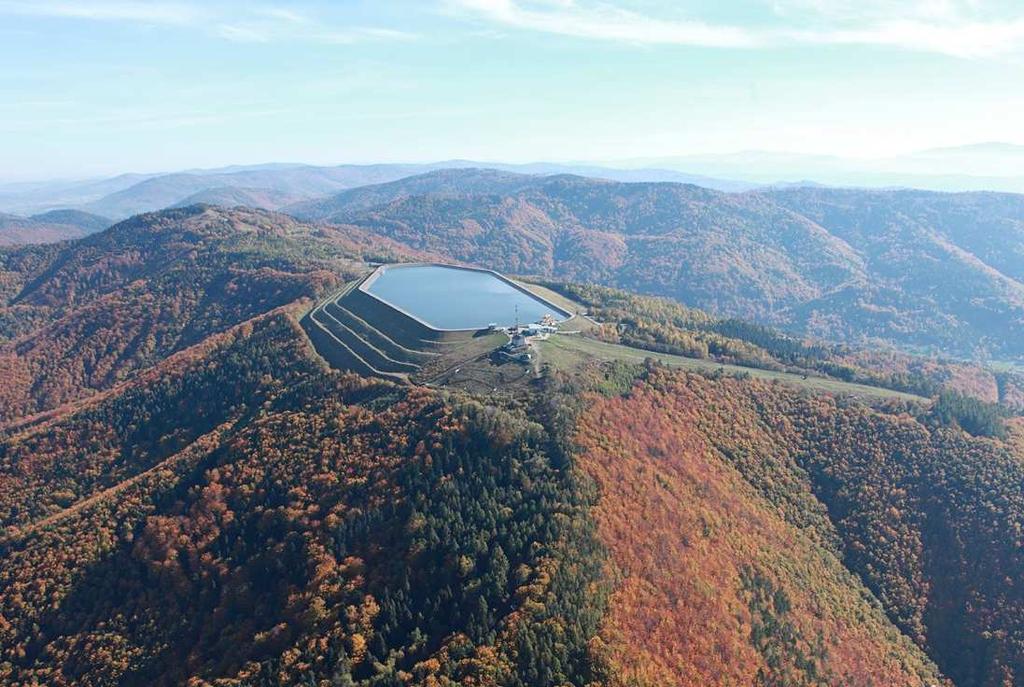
1;202;1023;687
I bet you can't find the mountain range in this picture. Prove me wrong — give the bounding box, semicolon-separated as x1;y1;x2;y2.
6;162;1023;363
4;142;1024;224
0;161;751;220
617;143;1024;193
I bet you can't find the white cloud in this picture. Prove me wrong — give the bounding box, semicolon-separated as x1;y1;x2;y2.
0;0;205;24
217;23;271;42
449;0;757;47
798;17;1024;58
448;0;1024;58
253;7;307;24
216;21;418;45
0;1;417;44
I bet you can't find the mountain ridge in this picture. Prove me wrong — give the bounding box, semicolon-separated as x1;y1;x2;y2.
0;162;754;218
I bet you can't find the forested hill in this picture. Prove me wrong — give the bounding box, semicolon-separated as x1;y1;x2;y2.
287;169;1024;360
0;209;110;246
571;365;1024;686
0;205;425;422
2;205;1024;685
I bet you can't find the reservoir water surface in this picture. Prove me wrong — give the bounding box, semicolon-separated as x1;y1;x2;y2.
363;264;568;330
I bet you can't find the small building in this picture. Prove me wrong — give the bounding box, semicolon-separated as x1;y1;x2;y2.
507;329;529;351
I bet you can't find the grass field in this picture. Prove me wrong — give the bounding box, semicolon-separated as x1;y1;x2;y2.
540;335;929;403
518;280;586;315
414;331;509;381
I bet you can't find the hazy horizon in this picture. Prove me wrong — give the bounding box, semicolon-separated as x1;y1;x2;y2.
2;141;1024;188
3;1;1024;181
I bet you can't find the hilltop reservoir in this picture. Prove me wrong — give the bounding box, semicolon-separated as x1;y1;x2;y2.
362;263;568;330
302;263;574;384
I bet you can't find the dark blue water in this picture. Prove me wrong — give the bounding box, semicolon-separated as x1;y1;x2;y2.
365;265;567;330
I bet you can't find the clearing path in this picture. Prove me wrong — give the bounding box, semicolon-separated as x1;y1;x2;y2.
540;335;928;403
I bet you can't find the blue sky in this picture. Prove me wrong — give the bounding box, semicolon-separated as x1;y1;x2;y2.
1;0;1023;180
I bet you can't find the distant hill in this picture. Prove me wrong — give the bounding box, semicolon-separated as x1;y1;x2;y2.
0;209;110;245
284;168;543;219
616;142;1024;192
0;172;158;216
0;162;755;219
78;164;755;220
6;143;1024;220
169;186;307;210
29;208;111;233
78;173;234;217
77;165;442;219
437;159;757;191
287;169;1024;360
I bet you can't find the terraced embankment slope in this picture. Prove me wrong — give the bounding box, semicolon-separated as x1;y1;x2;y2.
301;273;498;381
303;280;431;381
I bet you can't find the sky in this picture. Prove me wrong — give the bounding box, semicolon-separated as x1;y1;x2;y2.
1;0;1023;181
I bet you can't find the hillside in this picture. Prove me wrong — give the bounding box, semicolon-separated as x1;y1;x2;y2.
0;205;424;422
294;172;864;304
0;309;608;686
0;209;110;246
765;187;1024;352
287;169;1024;360
536;281;1024;409
0;299;938;687
4;307;1018;685
2;207;1023;685
169;186;307;210
572;365;1024;686
284;168;542;219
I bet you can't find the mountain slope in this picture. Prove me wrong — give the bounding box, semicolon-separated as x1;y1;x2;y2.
766;187;1024;355
575;369;944;686
0;305;609;686
307;173;864;309
0;300;951;687
0;205;423;422
169;185;306;210
573;365;1024;686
